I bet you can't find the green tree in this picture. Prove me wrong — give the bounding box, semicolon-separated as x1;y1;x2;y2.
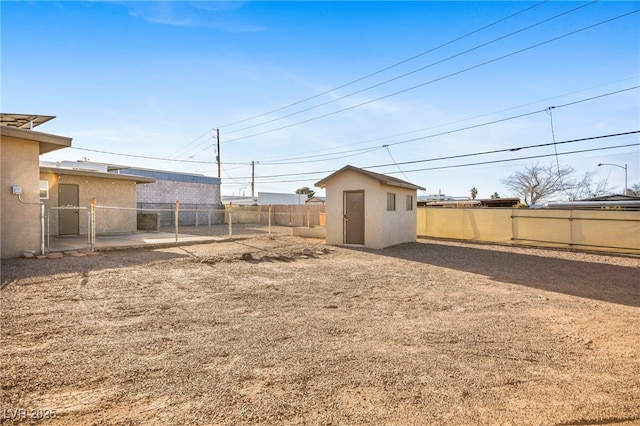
470;187;478;200
295;186;315;199
491;192;500;199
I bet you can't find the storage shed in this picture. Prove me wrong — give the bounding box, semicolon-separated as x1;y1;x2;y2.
315;165;425;249
40;162;155;236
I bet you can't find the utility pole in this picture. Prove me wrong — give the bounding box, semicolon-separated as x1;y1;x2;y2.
216;128;221;179
251;160;255;200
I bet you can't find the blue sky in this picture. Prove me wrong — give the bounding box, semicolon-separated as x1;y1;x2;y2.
2;1;639;199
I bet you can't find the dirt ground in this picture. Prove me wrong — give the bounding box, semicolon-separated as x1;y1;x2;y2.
1;235;639;425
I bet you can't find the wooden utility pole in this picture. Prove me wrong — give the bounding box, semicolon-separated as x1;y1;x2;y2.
251;160;255;199
216;128;221;179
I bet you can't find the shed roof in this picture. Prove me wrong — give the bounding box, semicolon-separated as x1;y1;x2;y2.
315;165;425;191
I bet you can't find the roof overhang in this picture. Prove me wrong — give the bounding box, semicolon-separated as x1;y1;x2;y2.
1;113;56;129
1;125;72;155
40;166;156;184
315;165;425;191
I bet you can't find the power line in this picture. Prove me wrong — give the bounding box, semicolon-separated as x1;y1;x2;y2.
393;142;639;175
255;86;638;165
68;147;218;164
216;0;549;130
235;131;638;180
257;146;384;165
66;86;638;167
251;143;639;184
252;79;639;163
222;1;597;136
67;146;250;166
162;128;215;160
383;145;411;182
344;86;640;151
366;131;639;170
222;9;639;144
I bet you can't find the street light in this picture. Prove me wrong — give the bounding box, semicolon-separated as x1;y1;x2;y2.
598;162;628;195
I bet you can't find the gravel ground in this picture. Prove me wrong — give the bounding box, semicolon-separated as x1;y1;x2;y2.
1;236;639;425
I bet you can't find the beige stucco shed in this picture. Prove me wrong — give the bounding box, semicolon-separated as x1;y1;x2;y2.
315;165;425;249
40;164;155;237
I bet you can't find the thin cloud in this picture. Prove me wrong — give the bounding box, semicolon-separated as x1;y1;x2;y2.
114;1;266;32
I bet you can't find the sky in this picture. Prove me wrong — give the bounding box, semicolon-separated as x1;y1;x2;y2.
2;0;639;199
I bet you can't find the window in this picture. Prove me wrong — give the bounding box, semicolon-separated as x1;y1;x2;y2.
39;181;49;200
406;195;414;211
386;192;396;211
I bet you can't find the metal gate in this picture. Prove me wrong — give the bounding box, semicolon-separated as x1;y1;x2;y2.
46;206;93;252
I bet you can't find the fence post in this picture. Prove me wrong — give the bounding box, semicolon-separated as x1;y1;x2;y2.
91;198;96;252
86;209;91;246
228;202;233;237
175;200;180;244
307;206;311;228
47;210;51;252
269;205;272;235
40;204;45;255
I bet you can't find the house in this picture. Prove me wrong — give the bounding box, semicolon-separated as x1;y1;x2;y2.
305;196;326;205
1;114;72;258
420;198;520;208
258;192;307;205
221;192;308;206
40;161;155;236
315;165;425;249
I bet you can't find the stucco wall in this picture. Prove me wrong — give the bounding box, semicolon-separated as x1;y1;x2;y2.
378;183;418;249
40;172;138;235
417;207;513;243
1;137;42;258
323;169;419;249
417;207;640;254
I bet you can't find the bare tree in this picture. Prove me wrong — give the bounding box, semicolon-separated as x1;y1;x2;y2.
501;163;593;205
564;170;599;201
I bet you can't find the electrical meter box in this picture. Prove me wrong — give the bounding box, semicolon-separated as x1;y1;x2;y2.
11;185;23;195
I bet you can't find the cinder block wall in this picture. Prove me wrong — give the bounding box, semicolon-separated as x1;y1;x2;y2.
137;181;220;205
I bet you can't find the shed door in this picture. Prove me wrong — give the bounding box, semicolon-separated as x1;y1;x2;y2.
344;190;364;245
59;184;80;235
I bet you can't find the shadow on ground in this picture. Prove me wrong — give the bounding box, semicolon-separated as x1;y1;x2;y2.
360;241;640;308
0;250;188;288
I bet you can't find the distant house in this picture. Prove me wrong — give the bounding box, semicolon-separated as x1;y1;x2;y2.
259;192;307;205
581;194;640;202
221;192;310;206
305;196;326;205
1;114;72;258
539;194;640;210
315;165;425;249
419;198;520;208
